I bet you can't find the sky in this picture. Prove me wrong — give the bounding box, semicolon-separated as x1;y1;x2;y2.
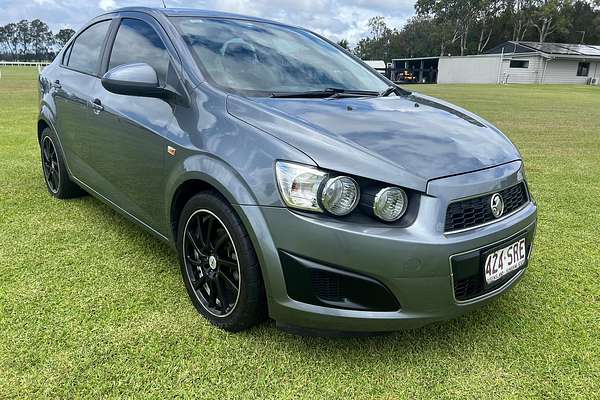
0;0;416;44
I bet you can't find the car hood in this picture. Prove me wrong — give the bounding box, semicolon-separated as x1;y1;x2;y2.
226;93;521;191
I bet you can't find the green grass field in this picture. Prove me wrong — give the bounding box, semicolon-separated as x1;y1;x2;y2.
1;67;598;399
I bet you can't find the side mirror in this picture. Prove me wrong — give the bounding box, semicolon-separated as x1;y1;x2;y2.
101;63;167;98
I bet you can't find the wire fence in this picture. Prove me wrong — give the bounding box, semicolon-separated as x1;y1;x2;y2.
0;61;51;67
0;61;50;79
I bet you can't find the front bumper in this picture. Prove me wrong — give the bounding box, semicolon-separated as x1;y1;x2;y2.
235;161;538;332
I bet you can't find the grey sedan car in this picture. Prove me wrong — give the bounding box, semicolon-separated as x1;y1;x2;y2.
38;7;537;334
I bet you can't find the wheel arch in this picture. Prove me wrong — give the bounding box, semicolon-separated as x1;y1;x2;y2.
37;114;74;176
38;95;58;142
168;174;275;314
170;178;216;241
165;155;259;243
37;119;50;143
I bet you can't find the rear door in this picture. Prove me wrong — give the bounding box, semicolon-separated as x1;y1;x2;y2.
53;19;113;180
88;14;176;231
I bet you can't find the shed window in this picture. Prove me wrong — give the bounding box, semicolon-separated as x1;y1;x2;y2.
577;62;590;77
509;60;529;69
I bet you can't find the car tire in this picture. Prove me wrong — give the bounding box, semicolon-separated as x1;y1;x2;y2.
177;192;266;332
40;128;86;199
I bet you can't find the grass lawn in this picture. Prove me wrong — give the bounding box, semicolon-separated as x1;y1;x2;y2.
0;66;598;399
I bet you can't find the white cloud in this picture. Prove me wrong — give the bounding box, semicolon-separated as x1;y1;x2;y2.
99;0;116;11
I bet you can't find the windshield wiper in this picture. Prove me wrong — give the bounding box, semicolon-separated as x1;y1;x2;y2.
270;88;379;98
379;85;412;97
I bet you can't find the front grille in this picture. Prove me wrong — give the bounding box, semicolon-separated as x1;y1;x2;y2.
445;182;528;232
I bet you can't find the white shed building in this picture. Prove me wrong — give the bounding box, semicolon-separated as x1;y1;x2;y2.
363;60;387;75
394;41;600;85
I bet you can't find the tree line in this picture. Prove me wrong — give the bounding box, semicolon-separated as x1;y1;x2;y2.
1;1;599;63
342;0;600;61
0;19;74;61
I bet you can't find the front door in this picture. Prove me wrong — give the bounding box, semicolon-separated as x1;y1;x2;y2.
84;16;175;232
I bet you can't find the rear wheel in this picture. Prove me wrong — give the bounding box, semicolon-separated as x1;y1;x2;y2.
177;192;266;331
40;128;85;199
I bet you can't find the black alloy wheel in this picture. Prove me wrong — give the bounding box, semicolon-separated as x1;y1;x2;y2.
39;128;86;199
42;136;60;194
177;192;266;331
183;209;241;317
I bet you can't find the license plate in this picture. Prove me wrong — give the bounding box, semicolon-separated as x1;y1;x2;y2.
484;238;527;284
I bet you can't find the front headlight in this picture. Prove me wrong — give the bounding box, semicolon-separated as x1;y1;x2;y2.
373;187;408;222
275;161;328;212
321;176;360;216
276;161;413;223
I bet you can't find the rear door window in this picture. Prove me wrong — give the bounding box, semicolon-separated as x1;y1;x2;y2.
108;18;170;85
66;20;111;75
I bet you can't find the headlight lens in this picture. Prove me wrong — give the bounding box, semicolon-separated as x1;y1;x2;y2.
321;176;360;216
275;161;327;212
373;187;408;222
276;161;412;222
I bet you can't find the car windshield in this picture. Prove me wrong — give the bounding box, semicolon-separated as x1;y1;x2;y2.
170;17;389;96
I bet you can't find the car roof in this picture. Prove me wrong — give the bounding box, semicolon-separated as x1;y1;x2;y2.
109;7;285;26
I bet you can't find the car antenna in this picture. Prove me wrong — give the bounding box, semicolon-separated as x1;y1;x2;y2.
161;0;167;8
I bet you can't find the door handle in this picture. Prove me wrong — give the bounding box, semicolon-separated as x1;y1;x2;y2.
90;98;104;114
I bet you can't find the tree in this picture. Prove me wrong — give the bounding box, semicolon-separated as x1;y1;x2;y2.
530;0;572;42
368;16;391;41
475;0;504;53
16;19;31;58
2;23;19;60
1;4;599;63
30;19;53;59
337;39;350;50
353;17;397;60
400;15;447;57
54;28;75;48
416;0;483;56
508;0;535;41
565;0;600;44
0;26;6;56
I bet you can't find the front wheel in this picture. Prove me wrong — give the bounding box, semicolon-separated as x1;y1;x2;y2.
177;192;266;331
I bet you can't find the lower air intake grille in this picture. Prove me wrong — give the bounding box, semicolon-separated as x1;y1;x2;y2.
311;270;343;301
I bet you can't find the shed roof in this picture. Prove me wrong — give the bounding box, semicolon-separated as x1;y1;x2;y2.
486;41;600;57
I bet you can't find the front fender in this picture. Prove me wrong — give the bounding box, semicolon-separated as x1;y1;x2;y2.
163;153;261;241
165;153;258;205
